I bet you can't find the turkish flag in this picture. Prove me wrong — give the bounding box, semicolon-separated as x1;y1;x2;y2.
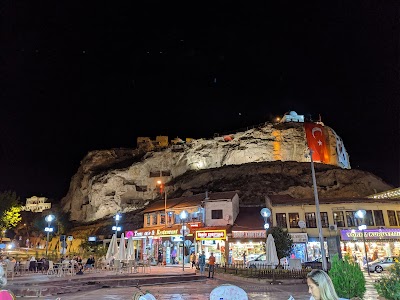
304;122;328;163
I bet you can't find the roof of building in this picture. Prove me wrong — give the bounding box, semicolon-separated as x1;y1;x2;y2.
267;195;400;205
141;190;239;213
231;206;266;231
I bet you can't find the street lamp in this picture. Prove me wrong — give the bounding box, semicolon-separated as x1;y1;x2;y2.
157;180;168;227
112;213;122;238
260;208;271;251
44;214;55;257
355;209;370;275
309;149;328;272
180;209;188;271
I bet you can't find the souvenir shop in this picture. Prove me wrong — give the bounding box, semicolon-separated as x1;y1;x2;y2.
194;229;227;265
340;228;400;264
229;230;266;264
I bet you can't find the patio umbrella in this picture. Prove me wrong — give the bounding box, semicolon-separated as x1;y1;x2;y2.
265;234;279;268
126;237;134;260
117;232;126;260
105;234;118;262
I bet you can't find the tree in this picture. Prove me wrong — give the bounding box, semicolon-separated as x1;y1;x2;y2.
0;191;22;234
267;226;293;262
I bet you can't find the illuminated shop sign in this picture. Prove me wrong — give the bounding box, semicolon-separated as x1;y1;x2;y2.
128;228;179;237
289;233;308;243
196;230;226;240
341;229;400;241
232;230;265;239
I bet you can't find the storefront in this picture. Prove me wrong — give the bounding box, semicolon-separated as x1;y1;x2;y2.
195;229;227;264
340;228;400;264
229;230;266;264
289;233;308;262
127;225;193;265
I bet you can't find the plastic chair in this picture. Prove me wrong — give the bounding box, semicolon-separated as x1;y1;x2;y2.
47;261;56;275
5;262;16;280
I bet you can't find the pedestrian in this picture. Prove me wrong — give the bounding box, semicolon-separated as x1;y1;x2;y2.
190;252;196;269
242;252;246;264
171;248;177;264
307;269;349;300
198;250;206;275
207;252;216;279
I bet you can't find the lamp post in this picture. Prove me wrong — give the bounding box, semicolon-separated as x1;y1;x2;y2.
355;209;370;275
112;213;122;238
44;214;55;257
309;149;328;272
260;208;271;251
157;180;168;227
180;210;188;271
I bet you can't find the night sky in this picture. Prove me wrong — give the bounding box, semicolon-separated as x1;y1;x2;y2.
1;2;399;201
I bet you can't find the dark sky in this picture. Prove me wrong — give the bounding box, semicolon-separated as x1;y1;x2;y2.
1;1;399;201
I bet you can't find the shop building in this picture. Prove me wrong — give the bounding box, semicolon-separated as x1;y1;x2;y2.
267;194;400;262
131;190;240;265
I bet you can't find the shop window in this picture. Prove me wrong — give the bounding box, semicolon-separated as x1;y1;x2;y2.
146;214;151;226
289;213;300;228
152;213;158;225
346;211;363;227
276;213;287;228
211;209;223;219
167;212;174;225
365;210;374;226
320;212;329;227
160;213;165;225
397;211;400;225
333;211;345;227
373;210;385;226
387;210;398;226
305;212;316;228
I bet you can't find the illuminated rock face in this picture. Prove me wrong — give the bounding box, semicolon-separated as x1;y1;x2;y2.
61;122;390;222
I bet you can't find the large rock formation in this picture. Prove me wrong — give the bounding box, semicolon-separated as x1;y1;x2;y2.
61;121;392;222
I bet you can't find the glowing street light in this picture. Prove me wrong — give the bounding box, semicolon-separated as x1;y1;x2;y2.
260;208;271;250
355;209;370;275
112;213;122;237
180;210;188;271
157;180;168;227
44;214;55;257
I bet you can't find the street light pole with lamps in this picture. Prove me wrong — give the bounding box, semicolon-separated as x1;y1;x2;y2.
260;208;271;250
44;214;55;257
157;180;168;227
112;213;122;238
355;209;370;275
309;148;328;272
179;210;188;271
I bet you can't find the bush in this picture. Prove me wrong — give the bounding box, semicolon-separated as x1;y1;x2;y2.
329;254;366;299
374;262;400;300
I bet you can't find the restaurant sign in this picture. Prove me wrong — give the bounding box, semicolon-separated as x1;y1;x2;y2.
341;228;400;241
126;228;179;238
232;230;265;239
196;230;226;240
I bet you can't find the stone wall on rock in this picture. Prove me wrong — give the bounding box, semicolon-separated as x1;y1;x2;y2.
60;122;386;223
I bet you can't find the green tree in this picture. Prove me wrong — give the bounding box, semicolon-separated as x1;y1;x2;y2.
374;262;400;300
0;190;22;233
267;226;293;262
329;254;366;299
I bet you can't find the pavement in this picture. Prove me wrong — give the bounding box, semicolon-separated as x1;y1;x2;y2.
2;265;382;299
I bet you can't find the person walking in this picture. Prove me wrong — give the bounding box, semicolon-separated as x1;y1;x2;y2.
190;252;196;269
307;269;349;300
198;250;206;276
207;252;216;279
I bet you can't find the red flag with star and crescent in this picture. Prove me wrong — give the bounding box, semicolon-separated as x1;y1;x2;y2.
304;122;329;163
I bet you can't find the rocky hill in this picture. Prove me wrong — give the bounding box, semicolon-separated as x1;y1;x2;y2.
61;121;393;223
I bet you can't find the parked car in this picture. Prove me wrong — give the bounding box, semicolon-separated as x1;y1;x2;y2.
363;256;399;273
245;254;284;269
301;257;331;270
